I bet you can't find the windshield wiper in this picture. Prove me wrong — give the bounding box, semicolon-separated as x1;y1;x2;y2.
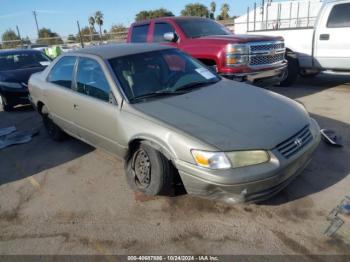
174;80;219;92
130;90;185;102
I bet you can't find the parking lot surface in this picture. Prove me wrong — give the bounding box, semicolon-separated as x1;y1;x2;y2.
0;74;349;255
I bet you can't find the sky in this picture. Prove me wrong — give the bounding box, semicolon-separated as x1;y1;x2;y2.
0;0;259;40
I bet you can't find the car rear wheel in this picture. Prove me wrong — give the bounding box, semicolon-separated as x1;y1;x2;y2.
0;95;12;112
42;106;67;141
125;142;173;196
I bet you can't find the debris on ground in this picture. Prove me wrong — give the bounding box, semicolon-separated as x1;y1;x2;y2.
0;126;16;137
325;196;350;237
321;129;343;147
0;127;39;149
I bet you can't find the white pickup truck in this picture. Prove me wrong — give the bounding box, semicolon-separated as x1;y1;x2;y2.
235;0;350;86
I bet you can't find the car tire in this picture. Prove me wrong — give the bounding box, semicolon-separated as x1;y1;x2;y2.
42;106;67;141
0;95;12;112
125;142;173;196
278;53;299;87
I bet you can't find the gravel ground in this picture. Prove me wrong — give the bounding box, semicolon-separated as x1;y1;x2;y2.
0;73;349;255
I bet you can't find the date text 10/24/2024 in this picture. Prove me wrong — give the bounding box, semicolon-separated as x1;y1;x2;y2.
127;256;220;261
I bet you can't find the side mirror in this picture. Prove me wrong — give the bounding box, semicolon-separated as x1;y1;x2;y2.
163;32;178;42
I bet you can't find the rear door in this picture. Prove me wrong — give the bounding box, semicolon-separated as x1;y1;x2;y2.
314;1;350;70
45;56;77;134
70;56;125;155
129;23;151;43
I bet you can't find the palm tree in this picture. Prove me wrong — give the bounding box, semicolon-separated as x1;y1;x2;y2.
221;3;230;20
94;11;104;40
88;16;95;42
210;1;216;16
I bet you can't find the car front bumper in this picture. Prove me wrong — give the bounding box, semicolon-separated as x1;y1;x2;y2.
221;62;288;87
175;119;321;204
0;86;30;106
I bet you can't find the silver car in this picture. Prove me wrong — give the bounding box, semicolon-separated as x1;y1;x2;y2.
29;44;321;203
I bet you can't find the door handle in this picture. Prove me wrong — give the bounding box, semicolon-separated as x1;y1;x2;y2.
320;34;330;40
73;104;79;110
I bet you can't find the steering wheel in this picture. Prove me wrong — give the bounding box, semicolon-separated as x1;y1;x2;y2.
164;71;183;88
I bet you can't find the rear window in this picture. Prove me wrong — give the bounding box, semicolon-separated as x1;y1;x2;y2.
327;3;350;28
130;24;150;42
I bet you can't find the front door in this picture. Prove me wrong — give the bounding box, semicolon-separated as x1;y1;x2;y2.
71;57;125;155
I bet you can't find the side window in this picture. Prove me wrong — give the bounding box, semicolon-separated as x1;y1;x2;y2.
153;22;175;42
48;56;76;88
130;24;149;43
327;3;350;28
76;58;110;102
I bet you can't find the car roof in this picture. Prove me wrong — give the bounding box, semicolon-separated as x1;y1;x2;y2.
72;43;174;59
0;49;43;55
133;16;209;25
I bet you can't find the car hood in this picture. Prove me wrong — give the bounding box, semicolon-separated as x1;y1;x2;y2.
0;67;45;85
196;34;283;43
132;80;310;151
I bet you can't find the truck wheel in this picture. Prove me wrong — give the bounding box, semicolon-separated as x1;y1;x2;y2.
41;106;67;141
278;53;299;87
125;142;173;196
0;95;12;112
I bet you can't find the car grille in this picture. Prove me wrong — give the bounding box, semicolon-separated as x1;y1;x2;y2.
248;41;285;67
276;125;313;159
250;53;285;66
250;42;285;52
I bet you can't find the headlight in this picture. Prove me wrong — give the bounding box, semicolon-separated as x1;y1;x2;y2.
0;81;23;89
191;149;270;170
226;44;250;67
191;150;231;170
226;150;270;168
227;44;249;54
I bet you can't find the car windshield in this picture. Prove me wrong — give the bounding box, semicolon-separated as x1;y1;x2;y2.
109;49;220;102
0;51;51;71
176;18;232;38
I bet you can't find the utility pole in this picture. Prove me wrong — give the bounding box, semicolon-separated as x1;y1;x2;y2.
16;25;23;48
32;11;40;38
77;21;84;48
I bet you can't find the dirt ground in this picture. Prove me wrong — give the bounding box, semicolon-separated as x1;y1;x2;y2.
0;73;349;255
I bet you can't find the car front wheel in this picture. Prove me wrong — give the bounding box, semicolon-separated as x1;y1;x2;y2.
125;142;173;196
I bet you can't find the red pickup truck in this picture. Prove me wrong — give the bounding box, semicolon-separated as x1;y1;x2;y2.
127;17;287;86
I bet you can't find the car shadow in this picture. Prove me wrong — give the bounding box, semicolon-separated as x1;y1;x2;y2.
263;113;350;205
0;109;94;186
266;73;350;99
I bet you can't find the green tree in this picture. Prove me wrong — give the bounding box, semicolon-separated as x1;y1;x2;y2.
109;24;127;40
37;28;63;45
88;16;95;42
220;3;230;20
1;29;20;49
135;8;174;22
181;3;209;17
76;26;92;43
94;11;104;40
210;1;216;19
